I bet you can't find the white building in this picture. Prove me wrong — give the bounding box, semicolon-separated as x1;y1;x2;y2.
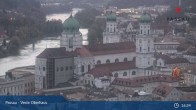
0;66;35;95
136;13;154;70
103;12;120;44
35;48;75;90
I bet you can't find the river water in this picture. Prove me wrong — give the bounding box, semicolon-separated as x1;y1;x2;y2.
0;8;88;76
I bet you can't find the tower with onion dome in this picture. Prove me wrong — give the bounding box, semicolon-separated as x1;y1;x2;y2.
103;12;120;44
136;13;154;69
60;15;82;51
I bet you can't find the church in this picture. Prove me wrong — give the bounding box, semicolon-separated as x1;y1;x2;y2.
35;12;189;90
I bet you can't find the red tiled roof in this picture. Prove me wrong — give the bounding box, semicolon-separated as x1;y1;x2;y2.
112;75;180;87
84;42;136;56
37;47;76;58
152;84;174;97
88;61;136;77
76;46;92;57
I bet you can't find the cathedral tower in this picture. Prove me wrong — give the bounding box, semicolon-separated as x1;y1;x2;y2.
60;15;82;51
136;13;154;69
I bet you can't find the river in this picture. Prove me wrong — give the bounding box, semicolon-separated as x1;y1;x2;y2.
0;8;88;76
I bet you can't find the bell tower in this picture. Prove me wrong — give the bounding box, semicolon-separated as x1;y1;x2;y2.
60;15;82;51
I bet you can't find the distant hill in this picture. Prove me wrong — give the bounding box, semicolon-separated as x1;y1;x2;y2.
109;0;196;9
0;0;40;10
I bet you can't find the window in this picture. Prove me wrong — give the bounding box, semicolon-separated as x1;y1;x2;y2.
70;66;73;70
56;67;59;72
106;59;110;64
81;65;84;72
114;73;118;77
132;71;136;75
97;60;101;64
43;67;45;71
69;38;73;48
61;67;64;71
141;30;142;34
124;58;128;62
140;47;142;52
88;65;91;71
148;47;150;52
123;72;127;76
115;58;119;63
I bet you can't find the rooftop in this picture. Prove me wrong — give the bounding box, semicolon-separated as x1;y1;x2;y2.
112;74;180;87
155;53;189;64
152;84;174;97
88;61;136;77
84;42;135;56
37;47;76;58
176;85;196;92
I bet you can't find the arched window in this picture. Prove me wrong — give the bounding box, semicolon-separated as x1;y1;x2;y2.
132;71;136;75
81;65;84;72
97;60;101;64
124;58;128;62
106;59;110;64
140;47;142;52
114;73;118;77
115;58;119;63
69;38;73;48
123;72;127;76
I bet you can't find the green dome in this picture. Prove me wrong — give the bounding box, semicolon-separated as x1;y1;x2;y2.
106;13;117;21
139;13;151;23
63;15;80;33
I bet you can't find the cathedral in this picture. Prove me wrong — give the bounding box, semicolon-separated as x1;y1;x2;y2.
35;13;189;90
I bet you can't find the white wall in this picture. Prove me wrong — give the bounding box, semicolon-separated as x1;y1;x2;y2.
74;56;94;75
55;57;74;85
94;52;136;65
35;58;47;90
60;32;82;51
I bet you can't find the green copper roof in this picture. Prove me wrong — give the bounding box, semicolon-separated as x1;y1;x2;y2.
139;13;151;23
63;15;80;33
106;13;117;21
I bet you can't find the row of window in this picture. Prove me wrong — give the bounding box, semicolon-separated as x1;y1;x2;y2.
81;65;91;73
155;45;178;49
114;71;136;77
139;47;151;52
97;58;128;65
25;82;34;87
56;66;73;72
